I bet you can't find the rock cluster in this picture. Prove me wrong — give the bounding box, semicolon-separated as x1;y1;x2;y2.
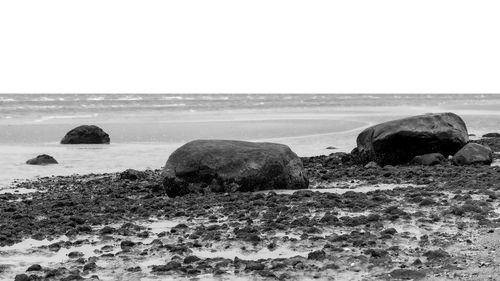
354;112;494;167
355;112;468;165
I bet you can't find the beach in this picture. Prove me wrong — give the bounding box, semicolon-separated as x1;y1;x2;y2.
1;140;500;280
1;94;500;187
1;94;500;280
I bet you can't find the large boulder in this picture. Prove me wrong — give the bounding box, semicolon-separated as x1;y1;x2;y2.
356;113;468;165
411;153;446;166
162;140;309;197
26;154;58;165
61;125;110;144
452;143;493;165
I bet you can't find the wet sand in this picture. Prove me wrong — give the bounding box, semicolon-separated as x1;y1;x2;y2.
1;141;500;280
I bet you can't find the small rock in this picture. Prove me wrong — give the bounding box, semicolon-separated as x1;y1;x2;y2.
99;226;116;235
183;255;201;264
14;274;29;281
68;251;84;258
83;262;97;271
389;269;426;280
424;249;450;261
120;240;136;250
482;133;500;138
245;261;265;271
308;250;326;260
26;264;42;271
120;169;145;181
411;153;446;166
364;161;380;169
151;261;181;272
26;154;58;165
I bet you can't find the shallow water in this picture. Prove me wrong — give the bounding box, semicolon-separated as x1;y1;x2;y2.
259;183;425;195
0;187;45;194
192;246;310;260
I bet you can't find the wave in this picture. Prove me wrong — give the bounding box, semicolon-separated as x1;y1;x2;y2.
0;97;15;102
87;97;105;101
160;96;193;101
32;97;57;102
116;96;143;101
34;113;99;122
151;103;187;107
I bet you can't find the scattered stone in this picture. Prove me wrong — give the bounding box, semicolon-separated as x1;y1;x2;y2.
424;249;451;261
364;161;380;169
151;261;181;272
308;250;326;260
14;274;29;281
126;266;141;272
83;262;97;271
68;251;84;258
324;152;350;165
411;153;446;166
389;269;426;280
120;169;145;181
245;261;265;271
99;226;116;235
120;240;136;250
183;255;201;264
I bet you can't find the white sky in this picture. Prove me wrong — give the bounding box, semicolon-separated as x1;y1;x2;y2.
1;0;499;94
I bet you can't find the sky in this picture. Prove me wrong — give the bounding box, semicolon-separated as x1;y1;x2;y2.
0;0;499;94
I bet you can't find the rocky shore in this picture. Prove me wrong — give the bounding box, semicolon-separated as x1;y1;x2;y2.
1;135;500;280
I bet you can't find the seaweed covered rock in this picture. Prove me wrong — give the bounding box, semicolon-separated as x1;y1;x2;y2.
411;153;446;166
61;125;110;144
26;154;58;165
356;113;468;165
452;143;493;166
162;140;308;197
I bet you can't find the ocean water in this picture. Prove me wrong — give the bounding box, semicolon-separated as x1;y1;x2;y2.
1;94;500;188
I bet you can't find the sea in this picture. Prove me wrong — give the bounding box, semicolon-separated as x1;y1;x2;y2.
1;93;500;188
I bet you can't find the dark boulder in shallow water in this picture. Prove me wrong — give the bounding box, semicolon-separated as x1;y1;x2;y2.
452;143;493;165
482;132;500;138
61;125;110;144
356;112;468;165
162;140;309;197
26;154;58;165
411;153;446;166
